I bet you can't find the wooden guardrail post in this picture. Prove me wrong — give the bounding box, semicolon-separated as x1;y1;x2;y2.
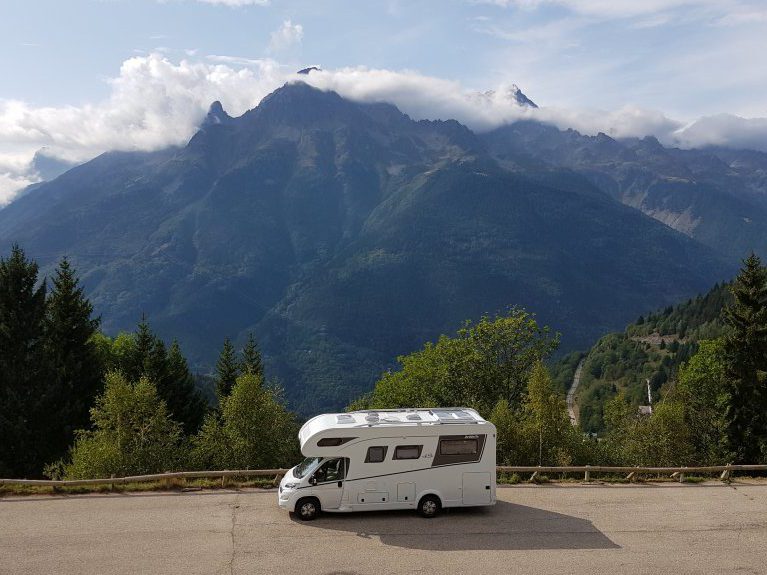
584;465;590;482
720;463;732;482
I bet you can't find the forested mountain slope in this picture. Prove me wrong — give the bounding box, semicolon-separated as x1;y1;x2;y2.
569;281;732;433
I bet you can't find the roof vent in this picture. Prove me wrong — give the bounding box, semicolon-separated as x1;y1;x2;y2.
406;413;422;421
336;414;355;424
365;412;380;423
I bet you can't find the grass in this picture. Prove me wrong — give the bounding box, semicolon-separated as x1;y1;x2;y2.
0;476;278;497
3;474;762;497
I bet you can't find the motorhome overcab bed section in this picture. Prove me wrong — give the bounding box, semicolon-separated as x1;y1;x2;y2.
278;408;496;520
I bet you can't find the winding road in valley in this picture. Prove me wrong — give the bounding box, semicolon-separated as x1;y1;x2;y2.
567;360;584;426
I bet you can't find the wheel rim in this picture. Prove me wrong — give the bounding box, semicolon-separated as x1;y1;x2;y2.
300;502;316;517
422;500;437;515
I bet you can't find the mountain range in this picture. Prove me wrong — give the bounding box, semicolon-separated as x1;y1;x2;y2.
0;81;756;413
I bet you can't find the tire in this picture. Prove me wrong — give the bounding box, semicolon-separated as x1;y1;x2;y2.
418;495;441;518
295;497;321;521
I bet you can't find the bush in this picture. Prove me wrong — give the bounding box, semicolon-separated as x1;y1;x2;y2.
191;373;299;470
61;372;184;479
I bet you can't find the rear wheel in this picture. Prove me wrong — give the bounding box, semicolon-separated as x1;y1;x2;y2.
418;495;441;518
296;497;320;521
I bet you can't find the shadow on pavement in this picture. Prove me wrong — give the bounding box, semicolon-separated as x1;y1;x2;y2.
291;500;619;551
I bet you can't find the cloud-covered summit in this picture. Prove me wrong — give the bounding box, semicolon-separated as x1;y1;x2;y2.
1;53;765;205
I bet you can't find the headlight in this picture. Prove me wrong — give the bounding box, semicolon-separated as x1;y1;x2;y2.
283;482;298;489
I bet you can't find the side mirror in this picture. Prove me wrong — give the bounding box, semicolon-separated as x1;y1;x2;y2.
310;477;317;485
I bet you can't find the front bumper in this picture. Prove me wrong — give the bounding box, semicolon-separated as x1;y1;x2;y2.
278;486;294;510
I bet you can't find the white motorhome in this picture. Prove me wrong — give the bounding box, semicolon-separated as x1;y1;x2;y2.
277;408;496;520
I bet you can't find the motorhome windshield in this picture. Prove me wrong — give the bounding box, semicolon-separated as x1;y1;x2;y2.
294;457;322;479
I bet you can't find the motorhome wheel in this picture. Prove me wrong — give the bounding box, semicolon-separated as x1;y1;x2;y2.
418;495;441;518
296;498;320;521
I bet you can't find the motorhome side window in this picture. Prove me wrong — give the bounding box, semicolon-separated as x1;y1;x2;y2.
365;446;388;463
313;458;345;483
317;437;356;447
439;438;478;455
393;445;422;460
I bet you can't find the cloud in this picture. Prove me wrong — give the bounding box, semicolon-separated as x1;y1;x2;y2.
268;20;304;53
672;114;767;150
1;54;766;206
0;173;38;206
476;0;746;18
190;0;269;6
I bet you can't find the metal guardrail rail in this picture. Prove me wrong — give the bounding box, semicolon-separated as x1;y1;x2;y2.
0;469;289;488
497;464;767;482
1;464;766;487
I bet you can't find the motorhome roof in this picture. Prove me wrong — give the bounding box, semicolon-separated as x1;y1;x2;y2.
298;408;488;447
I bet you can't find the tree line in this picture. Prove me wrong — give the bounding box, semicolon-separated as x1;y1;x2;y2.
2;244;767;480
0;245;297;479
352;254;767;467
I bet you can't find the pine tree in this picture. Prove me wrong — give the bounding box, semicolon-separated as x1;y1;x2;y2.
112;319;208;434
163;340;207;434
215;338;239;403
129;316;155;382
241;333;263;378
0;245;47;477
722;253;767;462
42;257;103;467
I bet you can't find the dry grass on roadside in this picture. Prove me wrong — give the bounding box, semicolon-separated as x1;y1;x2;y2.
0;477;278;497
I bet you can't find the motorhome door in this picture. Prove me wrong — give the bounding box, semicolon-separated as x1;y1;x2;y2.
310;458;347;510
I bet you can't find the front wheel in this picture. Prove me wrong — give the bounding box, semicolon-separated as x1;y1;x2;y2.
296;497;321;521
418;495;441;518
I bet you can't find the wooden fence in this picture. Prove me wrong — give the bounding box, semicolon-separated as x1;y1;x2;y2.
2;464;766;488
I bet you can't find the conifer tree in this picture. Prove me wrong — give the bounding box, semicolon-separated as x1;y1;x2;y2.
241;333;263;378
215;338;239;403
0;245;47;477
42;257;103;466
113;319;208;434
163;340;207;433
722;253;767;462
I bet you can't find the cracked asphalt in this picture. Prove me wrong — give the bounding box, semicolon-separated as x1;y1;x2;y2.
1;483;766;575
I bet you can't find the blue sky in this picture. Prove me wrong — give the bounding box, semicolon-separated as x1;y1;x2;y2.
1;0;766;201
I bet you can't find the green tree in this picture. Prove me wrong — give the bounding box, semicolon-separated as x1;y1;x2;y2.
722;253;767;462
0;245;47;477
41;257;104;466
491;362;587;466
109;319;208;434
675;339;732;465
602;393;693;466
62;372;184;479
191;373;298;470
366;309;558;416
215;337;239;403
164;340;208;433
241;333;263;378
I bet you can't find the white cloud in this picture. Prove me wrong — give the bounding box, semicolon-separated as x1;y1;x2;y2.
0;172;39;206
268;20;304;53
1;55;766;206
191;0;269;6
672;115;767;150
477;0;748;18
